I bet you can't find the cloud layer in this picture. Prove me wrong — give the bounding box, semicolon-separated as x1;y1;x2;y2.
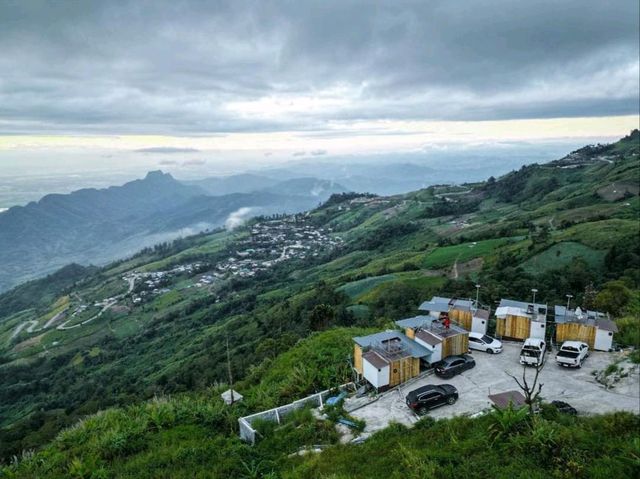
0;0;638;136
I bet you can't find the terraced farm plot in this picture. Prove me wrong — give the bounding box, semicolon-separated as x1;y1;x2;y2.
337;274;397;298
522;241;606;274
422;238;515;269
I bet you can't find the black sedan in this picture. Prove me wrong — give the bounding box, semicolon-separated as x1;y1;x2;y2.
433;354;476;379
406;384;458;415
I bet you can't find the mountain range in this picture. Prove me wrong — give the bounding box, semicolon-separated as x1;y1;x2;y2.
0;131;638;472
0;171;348;292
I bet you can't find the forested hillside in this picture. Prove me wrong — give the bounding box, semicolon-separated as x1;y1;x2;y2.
0;132;638;476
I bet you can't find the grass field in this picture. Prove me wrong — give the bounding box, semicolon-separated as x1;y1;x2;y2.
337;274;397;298
522;241;606;274
558;219;638;249
422;237;515;269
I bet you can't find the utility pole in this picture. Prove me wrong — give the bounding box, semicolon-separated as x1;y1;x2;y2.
226;334;234;404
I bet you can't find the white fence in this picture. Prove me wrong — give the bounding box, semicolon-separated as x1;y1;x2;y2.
238;382;356;444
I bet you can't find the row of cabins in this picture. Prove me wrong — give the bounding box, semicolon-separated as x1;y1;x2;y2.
495;299;617;351
353;296;618;391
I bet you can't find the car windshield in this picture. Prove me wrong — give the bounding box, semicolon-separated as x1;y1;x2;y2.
481;335;494;343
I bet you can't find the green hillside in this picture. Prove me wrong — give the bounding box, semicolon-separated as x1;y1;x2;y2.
0;132;639;475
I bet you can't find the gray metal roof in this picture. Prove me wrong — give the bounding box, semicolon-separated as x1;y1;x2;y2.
499;298;547;311
419;296;473;313
498;298;547;318
489;390;526;409
596;318;618;332
362;350;390;369
353;330;431;358
395;315;435;329
395;315;468;337
473;309;490;320
415;329;442;346
554;306;608;327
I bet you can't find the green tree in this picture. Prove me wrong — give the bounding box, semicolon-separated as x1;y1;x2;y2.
595;280;633;316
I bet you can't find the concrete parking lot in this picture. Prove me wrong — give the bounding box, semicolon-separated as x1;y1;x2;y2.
348;343;640;436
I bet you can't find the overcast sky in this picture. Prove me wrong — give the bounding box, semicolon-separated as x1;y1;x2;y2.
0;0;638;175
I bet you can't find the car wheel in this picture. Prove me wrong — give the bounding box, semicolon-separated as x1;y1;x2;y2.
417;407;428;416
487;348;494;354
447;396;456;405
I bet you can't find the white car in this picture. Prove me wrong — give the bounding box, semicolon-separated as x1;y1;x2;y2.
556;341;589;368
468;332;503;354
520;338;546;366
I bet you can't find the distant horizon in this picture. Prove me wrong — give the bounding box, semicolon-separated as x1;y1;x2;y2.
0;129;635;210
1;0;637;179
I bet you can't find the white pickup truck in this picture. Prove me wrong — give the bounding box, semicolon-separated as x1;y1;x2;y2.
555;341;589;368
519;338;546;366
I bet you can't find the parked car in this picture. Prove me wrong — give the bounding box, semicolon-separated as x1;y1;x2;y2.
555;341;589;368
551;400;578;415
520;338;546;366
406;384;458;414
468;332;503;354
434;354;476;378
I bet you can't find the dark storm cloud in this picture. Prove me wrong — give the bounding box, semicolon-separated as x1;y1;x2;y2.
0;0;637;135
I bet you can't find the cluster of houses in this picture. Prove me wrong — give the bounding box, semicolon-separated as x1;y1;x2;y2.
215;217;343;278
124;262;210;303
353;295;617;391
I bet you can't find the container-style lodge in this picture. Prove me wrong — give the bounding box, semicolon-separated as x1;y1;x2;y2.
495;298;547;340
396;315;469;363
554;306;618;351
353;331;431;391
419;296;490;334
353;299;471;391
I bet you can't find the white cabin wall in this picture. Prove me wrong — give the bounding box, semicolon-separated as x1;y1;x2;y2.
529;321;546;339
471;316;487;334
363;359;390;388
594;329;614;351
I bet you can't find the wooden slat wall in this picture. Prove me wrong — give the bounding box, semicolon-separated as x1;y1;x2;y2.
499;315;531;340
388;357;420;387
450;309;472;330
405;327;415;339
354;344;363;373
442;333;469;358
556;323;596;348
496;318;505;336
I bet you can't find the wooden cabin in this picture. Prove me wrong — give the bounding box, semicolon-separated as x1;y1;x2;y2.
353;331;430;391
554;306;617;351
395;315;469;363
495;299;547;341
419;296;489;334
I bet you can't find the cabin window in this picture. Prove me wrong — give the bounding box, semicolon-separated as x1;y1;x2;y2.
393;368;398;373
608;332;613;336
540;324;545;328
481;320;485;324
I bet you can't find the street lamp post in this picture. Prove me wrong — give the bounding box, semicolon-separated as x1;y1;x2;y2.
475;284;481;308
531;288;538;304
566;294;573;311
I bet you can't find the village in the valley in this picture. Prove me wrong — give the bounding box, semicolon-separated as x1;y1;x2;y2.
127;216;343;302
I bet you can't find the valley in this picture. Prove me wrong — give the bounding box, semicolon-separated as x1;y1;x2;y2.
0;131;638;476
